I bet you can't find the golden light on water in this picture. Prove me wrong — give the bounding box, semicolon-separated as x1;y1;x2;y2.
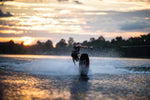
0;67;149;100
1;72;71;100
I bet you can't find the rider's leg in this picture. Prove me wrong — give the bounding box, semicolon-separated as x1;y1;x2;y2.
71;53;75;64
72;58;75;64
77;53;81;59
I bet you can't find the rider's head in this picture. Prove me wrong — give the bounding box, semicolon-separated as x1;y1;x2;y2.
76;42;80;45
73;42;81;46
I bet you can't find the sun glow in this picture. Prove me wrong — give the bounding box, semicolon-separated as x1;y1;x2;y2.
21;37;33;46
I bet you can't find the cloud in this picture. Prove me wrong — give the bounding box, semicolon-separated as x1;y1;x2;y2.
118;10;150;18
0;10;12;17
117;10;150;31
57;0;82;4
74;0;82;4
0;0;13;1
120;22;150;31
57;0;68;2
107;0;150;3
82;9;150;32
1;0;150;43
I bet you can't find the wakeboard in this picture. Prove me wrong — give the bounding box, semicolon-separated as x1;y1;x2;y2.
79;53;89;76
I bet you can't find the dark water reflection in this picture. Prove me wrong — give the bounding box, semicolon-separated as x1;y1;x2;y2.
70;76;90;100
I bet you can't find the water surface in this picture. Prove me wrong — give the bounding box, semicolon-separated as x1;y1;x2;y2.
0;55;150;100
0;54;150;75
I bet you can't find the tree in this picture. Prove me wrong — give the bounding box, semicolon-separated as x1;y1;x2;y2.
37;40;42;45
142;33;150;44
9;40;15;45
68;37;74;46
116;36;123;42
90;37;95;42
56;39;67;48
45;40;53;50
97;36;105;42
55;39;67;54
34;40;53;54
82;40;88;45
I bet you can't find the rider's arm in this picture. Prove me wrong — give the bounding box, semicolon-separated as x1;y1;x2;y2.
81;46;93;49
80;45;89;48
76;44;92;49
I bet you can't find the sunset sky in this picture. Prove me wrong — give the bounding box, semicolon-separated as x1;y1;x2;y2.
0;0;150;45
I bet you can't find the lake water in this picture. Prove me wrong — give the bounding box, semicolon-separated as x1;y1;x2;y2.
0;54;150;75
0;55;150;100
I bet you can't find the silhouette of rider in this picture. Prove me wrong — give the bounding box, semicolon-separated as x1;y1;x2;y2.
71;42;92;64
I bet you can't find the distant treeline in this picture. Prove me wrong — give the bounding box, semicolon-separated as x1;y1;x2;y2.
0;33;150;58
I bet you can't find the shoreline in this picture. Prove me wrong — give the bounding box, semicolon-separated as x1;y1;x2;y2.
0;54;150;60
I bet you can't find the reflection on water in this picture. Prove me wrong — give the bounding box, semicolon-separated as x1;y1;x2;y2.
0;70;71;100
0;69;149;100
0;54;69;59
0;55;150;100
70;76;89;100
0;70;90;100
